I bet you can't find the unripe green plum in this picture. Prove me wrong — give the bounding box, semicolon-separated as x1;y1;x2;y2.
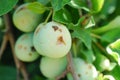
91;0;104;13
40;56;67;79
33;21;71;58
15;33;39;62
73;58;98;80
13;3;41;32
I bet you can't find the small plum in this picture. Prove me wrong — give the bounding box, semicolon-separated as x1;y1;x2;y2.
15;33;39;62
73;58;98;80
40;56;67;79
33;21;71;58
13;3;41;32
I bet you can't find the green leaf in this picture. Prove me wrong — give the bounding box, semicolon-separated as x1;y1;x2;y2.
53;8;72;24
51;0;70;11
27;2;47;14
106;45;120;65
0;66;16;80
72;29;92;49
0;0;18;16
101;28;120;43
92;16;120;34
37;0;50;5
81;49;95;63
68;0;89;12
100;0;117;16
109;65;120;80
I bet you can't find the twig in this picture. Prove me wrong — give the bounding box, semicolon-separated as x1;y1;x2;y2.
0;14;29;80
67;52;79;80
0;34;8;59
56;70;68;80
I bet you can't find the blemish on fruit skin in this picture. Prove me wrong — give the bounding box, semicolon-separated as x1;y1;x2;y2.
52;26;59;31
52;26;62;32
18;45;22;49
35;27;40;35
24;46;27;50
31;46;36;52
29;53;32;56
88;65;92;69
57;36;66;45
21;35;28;40
78;74;81;77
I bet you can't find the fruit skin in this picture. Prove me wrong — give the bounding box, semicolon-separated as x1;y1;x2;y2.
91;0;104;13
33;21;71;58
13;3;41;32
40;56;67;79
73;58;98;80
15;33;39;62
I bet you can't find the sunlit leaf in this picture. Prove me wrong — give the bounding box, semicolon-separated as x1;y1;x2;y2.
27;2;48;14
68;0;89;12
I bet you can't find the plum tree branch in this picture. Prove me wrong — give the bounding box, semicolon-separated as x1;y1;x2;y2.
67;52;79;80
0;34;8;59
0;14;29;80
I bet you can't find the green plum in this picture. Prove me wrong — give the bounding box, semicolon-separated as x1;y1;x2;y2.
15;33;39;62
73;58;98;80
40;56;67;79
13;3;41;32
33;21;72;58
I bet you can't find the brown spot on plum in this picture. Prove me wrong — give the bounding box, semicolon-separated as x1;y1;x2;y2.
29;53;32;56
57;36;66;45
52;26;59;31
21;35;28;40
18;45;22;49
24;46;27;50
52;26;62;32
35;27;40;35
78;74;81;77
59;29;62;32
31;46;36;52
88;65;92;69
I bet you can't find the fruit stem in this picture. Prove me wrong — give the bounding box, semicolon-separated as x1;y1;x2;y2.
72;39;77;57
44;9;53;24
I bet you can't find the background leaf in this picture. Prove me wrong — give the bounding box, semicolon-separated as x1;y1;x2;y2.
51;0;70;11
53;8;72;24
0;0;18;16
27;2;47;14
0;66;16;80
72;29;92;49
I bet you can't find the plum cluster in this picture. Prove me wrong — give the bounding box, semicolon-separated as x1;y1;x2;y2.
13;3;98;80
13;3;71;79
